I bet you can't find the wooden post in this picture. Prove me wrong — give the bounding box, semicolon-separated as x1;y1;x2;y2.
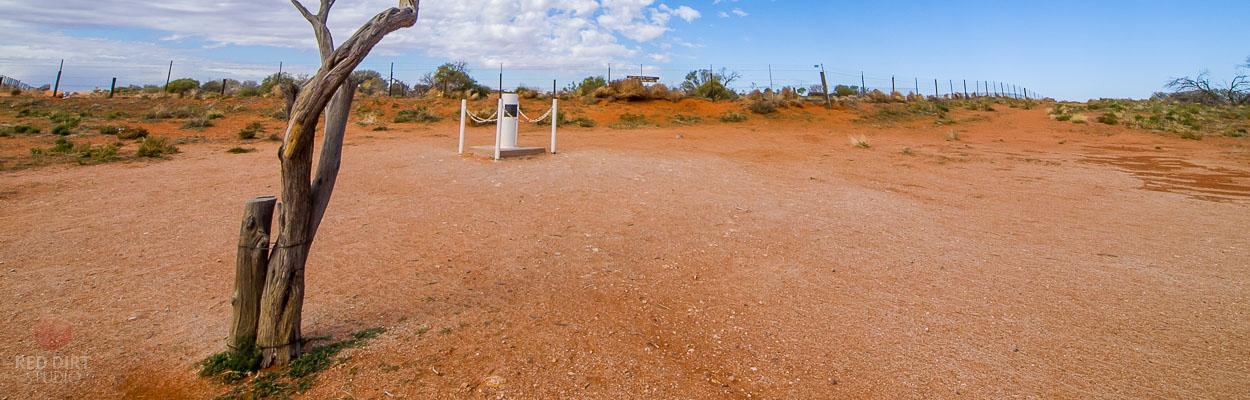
457;99;466;155
963;79;968;98
860;71;866;95
891;76;895;94
388;62;395;97
819;67;831;109
230;196;276;353
109;77;117;98
52;60;63;98
164;60;173;92
221;78;228;96
934;79;939;98
607;63;611;82
914;78;918;96
550;98;558;154
949;80;954;97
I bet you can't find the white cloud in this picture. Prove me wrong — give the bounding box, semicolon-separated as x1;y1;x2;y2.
731;8;749;17
0;0;704;75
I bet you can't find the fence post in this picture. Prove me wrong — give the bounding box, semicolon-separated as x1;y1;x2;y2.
768;64;774;91
550;98;558;154
458;99;466;155
221;78;228;96
388;62;395;97
934;79;939;98
819;65;831;108
0;76;5;89
914;78;919;95
949;80;954;97
164;60;173;92
891;76;895;94
52;60;64;98
963;80;968;98
109;77;117;98
860;71;866;95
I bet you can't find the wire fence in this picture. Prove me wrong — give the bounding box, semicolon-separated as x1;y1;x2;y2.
0;59;1045;100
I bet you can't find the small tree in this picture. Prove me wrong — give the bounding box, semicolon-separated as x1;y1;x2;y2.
681;68;740;101
420;62;489;97
222;0;420;370
575;76;607;97
1165;56;1249;105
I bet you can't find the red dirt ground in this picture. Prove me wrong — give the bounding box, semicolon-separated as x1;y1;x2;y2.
1;98;1248;399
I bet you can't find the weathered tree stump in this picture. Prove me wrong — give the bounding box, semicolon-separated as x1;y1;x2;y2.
228;196;276;352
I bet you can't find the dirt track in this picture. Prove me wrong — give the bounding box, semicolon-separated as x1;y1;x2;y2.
1;103;1248;398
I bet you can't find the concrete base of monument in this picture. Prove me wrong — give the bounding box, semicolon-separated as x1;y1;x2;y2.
468;146;548;159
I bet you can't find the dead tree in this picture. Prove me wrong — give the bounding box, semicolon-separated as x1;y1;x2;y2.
227;0;420;369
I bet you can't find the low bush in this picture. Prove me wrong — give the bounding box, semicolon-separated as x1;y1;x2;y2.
227;147;257;154
720;111;748;123
238;122;265;140
749;98;779;114
137;136;179;157
182;116;214;129
849;135;871;148
394;107;441;123
1096;112;1119;125
672;114;702;125
610;113;650;129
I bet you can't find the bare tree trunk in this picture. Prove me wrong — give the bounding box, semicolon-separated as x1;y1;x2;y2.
253;1;418;368
229;196;276;353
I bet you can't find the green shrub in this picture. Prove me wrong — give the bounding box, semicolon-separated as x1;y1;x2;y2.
11;124;39;134
121;127;149;140
181;116;214;129
393;107;441;123
611;113;649;129
137;136;179;157
749;98;779;114
565;115;595;128
52;123;75;136
206;111;226;120
720;111;748;123
238;122;264;139
1097;112;1119;125
165;78;200;95
227;147;257;154
671;114;702;125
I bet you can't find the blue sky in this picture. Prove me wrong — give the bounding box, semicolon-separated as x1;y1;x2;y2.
0;0;1246;100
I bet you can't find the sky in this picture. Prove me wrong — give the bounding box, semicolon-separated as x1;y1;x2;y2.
0;0;1246;100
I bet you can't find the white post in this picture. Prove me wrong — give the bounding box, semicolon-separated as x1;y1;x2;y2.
493;98;502;161
458;99;466;155
550;99;558;154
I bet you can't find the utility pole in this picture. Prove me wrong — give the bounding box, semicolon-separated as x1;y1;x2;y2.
164;60;173;92
52;59;64;98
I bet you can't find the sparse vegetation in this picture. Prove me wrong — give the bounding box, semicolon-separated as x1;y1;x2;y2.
182;116;215;129
720;111;748;123
672;114;702;125
238;122;265;140
202;327;384;399
393;107;441;123
137;136;179;157
850;135;871;148
611;113;650;129
227;147;257;154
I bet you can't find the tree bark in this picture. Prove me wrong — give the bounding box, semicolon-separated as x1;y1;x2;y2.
254;2;417;368
229;196;276;353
